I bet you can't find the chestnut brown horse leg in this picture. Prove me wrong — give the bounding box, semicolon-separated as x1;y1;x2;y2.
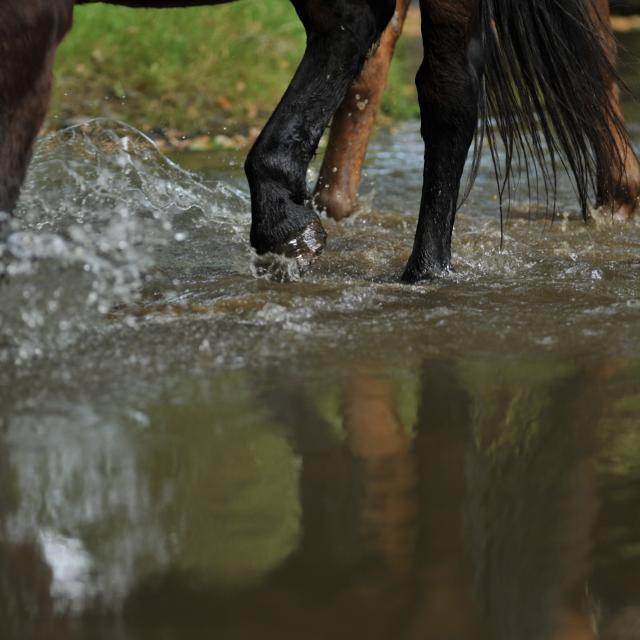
0;2;73;227
317;0;638;224
314;0;411;220
597;0;640;219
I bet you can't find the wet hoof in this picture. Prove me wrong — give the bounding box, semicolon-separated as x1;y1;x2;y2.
594;197;638;223
274;217;327;264
612;198;638;222
598;176;640;221
401;255;451;284
401;265;436;284
252;217;327;283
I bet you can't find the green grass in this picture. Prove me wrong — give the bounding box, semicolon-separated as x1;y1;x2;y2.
50;1;419;135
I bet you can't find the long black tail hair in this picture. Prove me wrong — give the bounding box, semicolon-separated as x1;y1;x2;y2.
476;0;634;219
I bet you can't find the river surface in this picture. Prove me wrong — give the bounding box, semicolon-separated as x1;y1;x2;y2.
2;33;640;640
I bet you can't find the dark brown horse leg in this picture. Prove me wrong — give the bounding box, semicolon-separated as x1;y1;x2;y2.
596;0;640;219
314;0;411;221
245;0;395;261
402;2;482;283
0;2;73;226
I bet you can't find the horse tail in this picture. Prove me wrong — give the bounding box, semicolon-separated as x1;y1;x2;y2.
478;0;632;217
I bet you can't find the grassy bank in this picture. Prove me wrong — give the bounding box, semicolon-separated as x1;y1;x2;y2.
50;2;419;140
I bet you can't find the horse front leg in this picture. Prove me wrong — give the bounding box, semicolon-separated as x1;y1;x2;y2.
314;0;411;221
402;1;483;283
0;2;73;228
245;0;395;263
596;0;640;219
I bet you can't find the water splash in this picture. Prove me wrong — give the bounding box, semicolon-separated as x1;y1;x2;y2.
0;119;250;366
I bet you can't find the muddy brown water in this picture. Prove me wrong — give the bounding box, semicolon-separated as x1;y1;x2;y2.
2;33;640;640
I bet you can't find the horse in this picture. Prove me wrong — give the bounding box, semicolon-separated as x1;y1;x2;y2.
316;0;640;225
0;0;636;283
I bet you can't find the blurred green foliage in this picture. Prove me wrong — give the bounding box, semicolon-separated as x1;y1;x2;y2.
50;2;419;134
143;373;302;588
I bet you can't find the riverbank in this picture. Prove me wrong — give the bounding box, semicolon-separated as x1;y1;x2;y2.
49;5;640;152
48;2;419;151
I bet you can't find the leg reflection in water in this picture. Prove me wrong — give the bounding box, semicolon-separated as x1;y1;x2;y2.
2;359;637;639
0;438;68;640
289;358;617;640
460;360;623;640
342;370;417;578
408;361;479;640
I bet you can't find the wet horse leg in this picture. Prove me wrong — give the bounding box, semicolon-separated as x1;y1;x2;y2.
246;0;395;261
596;0;640;219
314;0;411;220
0;2;73;225
316;0;637;226
402;1;482;283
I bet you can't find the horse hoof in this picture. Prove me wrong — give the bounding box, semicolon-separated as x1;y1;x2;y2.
401;259;452;284
401;265;434;284
276;217;327;264
613;200;638;222
252;218;327;282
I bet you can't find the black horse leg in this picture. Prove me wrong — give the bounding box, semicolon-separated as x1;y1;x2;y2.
246;0;395;261
0;3;73;225
402;1;484;283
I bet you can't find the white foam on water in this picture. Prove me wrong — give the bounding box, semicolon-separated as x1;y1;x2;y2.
0;119;251;367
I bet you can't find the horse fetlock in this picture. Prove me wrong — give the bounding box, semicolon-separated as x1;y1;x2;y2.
401;251;452;285
597;155;640;220
616;159;640;218
611;194;639;221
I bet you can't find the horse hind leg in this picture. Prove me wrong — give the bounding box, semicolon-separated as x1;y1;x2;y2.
594;0;640;220
601;83;640;220
314;0;411;221
0;3;72;222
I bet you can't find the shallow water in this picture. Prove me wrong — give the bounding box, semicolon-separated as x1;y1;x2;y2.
2;37;640;640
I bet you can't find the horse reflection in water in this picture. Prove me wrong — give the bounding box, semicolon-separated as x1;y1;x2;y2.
103;359;631;640
0;439;67;639
1;359;640;638
268;363;600;640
